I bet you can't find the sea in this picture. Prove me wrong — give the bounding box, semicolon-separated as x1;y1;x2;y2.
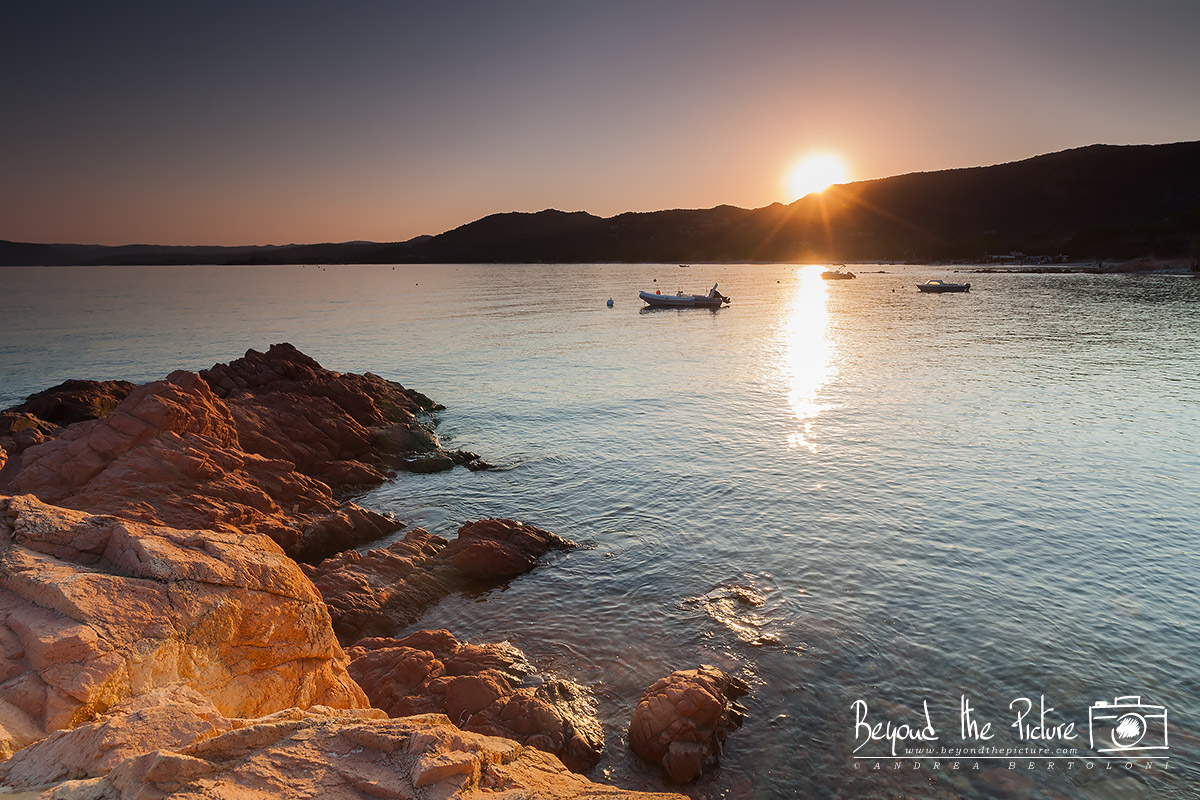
1;262;1198;799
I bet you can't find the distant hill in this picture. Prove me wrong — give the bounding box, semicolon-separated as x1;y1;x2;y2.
3;141;1198;265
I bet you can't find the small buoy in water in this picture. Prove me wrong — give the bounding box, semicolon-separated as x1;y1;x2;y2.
606;298;614;307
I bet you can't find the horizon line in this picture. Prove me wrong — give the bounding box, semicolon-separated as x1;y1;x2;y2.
6;139;1197;250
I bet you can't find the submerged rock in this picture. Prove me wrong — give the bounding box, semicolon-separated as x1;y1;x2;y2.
349;629;604;773
402;449;489;474
306;518;574;644
628;665;750;783
0;494;367;759
0;700;684;800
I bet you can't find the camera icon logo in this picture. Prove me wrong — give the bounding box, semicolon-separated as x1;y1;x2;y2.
1088;696;1169;753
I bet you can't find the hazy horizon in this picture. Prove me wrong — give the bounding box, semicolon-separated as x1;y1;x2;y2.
4;1;1199;246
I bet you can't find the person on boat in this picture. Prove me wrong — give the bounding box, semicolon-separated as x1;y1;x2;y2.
708;282;719;298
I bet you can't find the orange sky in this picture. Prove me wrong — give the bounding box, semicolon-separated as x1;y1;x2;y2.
3;1;1199;246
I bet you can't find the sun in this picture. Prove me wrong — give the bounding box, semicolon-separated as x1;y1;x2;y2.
785;153;850;201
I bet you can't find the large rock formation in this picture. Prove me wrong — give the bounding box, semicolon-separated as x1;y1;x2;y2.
305;518;575;643
0;347;667;799
628;665;750;783
4;345;481;562
349;629;604;772
0;696;686;800
0;494;367;759
197;343;485;484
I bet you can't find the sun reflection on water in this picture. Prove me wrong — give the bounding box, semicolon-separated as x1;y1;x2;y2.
782;266;835;449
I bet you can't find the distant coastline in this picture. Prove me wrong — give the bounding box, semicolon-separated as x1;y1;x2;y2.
4;141;1198;268
3;259;1196;276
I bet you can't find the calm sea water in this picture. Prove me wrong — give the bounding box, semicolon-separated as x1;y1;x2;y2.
1;263;1198;799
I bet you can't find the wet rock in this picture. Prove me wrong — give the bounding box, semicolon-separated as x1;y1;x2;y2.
306;519;574;643
348;629;604;772
5;379;136;427
444;517;574;579
404;452;457;473
403;449;491;474
1;703;683;800
628;664;750;783
0;494;367;759
372;421;437;455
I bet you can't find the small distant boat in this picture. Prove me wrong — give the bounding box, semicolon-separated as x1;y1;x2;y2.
821;266;856;280
679;264;691;268
917;279;971;293
640;284;730;308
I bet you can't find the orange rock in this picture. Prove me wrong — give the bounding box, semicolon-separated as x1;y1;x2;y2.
0;686;230;786
628;665;749;783
348;629;603;773
3;345;486;563
443;517;572;579
0;495;367;759
8;363;398;562
307;519;573;644
1;704;685;800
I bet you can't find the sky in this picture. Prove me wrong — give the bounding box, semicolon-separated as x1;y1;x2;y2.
3;0;1199;246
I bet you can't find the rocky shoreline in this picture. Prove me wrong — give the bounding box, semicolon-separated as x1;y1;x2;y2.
0;345;745;798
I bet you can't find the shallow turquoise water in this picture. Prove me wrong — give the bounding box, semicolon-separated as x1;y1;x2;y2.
1;263;1198;798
